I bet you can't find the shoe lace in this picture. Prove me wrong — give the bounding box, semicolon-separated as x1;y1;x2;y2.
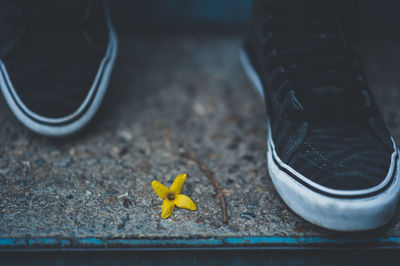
262;2;373;121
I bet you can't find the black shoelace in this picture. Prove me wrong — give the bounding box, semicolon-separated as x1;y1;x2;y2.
262;3;374;121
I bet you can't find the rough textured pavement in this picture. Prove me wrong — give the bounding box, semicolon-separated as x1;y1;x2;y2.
1;34;400;245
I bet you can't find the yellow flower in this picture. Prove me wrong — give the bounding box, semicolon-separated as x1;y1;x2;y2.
151;173;197;219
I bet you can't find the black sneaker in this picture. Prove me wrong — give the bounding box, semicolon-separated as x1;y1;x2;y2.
240;0;400;231
0;0;118;136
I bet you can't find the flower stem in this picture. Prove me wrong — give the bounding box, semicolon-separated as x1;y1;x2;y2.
179;149;228;224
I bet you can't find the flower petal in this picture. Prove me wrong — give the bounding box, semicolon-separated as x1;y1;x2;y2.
151;180;170;199
174;194;197;210
161;199;175;219
170;173;187;195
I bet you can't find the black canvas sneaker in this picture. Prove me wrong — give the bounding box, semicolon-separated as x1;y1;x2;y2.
240;0;400;231
0;0;118;136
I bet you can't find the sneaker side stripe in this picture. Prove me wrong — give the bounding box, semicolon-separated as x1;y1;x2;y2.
269;136;398;199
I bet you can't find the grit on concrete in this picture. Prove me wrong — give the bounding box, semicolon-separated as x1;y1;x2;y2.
1;34;400;241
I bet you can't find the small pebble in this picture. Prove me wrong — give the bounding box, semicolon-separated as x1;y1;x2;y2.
227;144;238;150
122;198;131;208
246;203;258;209
118;130;133;142
35;158;46;167
240;212;256;220
193;101;207;116
226;178;234;185
106;187;118;195
102;157;112;164
0;169;9;175
242;155;254;162
228;165;239;174
53;157;71;167
117;216;129;230
117;223;125;230
117;192;128;199
87;158;99;166
118;147;129;157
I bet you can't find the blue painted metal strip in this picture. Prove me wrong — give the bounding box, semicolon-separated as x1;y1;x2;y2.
2;236;400;248
223;236;400;245
107;238;224;247
75;238;105;247
27;238;71;247
0;238;26;247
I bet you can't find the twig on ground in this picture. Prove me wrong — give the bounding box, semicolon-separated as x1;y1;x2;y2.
179;149;228;224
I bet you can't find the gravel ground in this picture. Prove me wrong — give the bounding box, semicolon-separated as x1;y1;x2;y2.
1;34;400;241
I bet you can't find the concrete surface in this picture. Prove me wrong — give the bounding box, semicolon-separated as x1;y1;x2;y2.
1;34;400;247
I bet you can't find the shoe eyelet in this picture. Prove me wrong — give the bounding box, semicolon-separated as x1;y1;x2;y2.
283;112;289;119
356;74;364;81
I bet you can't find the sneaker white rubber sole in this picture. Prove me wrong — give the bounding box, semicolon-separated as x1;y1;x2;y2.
0;26;118;137
239;48;400;231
